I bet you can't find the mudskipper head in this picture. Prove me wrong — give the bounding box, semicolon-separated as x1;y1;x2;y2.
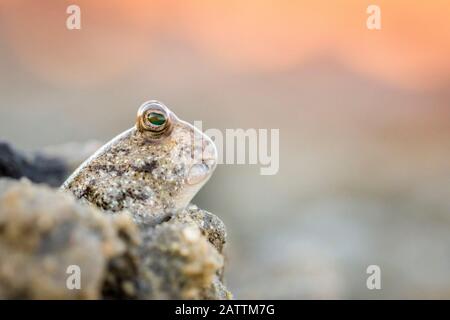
62;100;218;225
135;100;218;205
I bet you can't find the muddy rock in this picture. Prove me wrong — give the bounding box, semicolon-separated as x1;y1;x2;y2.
176;204;227;254
0;178;231;299
0;178;135;299
103;205;231;299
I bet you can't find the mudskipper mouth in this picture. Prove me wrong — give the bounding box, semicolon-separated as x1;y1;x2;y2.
187;160;215;185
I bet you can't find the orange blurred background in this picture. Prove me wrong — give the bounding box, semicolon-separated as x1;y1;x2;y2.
1;0;449;88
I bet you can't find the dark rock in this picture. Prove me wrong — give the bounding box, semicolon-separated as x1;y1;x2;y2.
0;142;68;187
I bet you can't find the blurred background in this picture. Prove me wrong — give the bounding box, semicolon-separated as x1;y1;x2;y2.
0;0;449;298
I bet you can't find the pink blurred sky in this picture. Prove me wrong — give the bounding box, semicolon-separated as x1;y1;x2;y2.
0;0;449;89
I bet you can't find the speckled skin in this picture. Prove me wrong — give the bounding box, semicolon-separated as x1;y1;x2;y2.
62;101;217;225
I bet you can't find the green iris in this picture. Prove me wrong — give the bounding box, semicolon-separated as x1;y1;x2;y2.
147;112;166;127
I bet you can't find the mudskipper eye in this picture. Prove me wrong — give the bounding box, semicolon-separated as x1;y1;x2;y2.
144;111;167;131
137;101;172;134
